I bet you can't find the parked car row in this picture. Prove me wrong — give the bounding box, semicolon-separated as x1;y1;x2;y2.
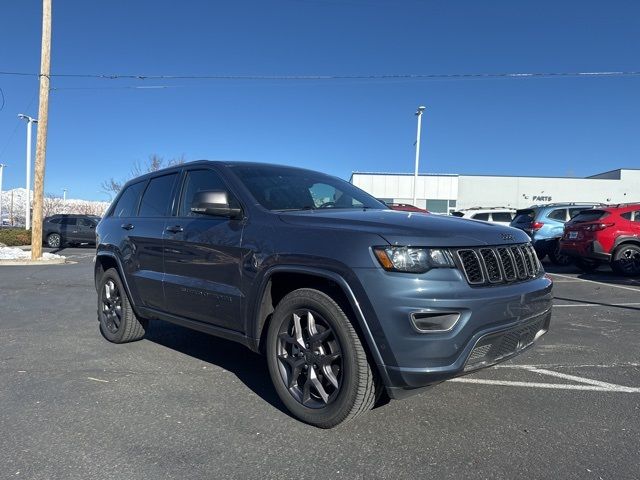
42;214;100;248
560;203;640;276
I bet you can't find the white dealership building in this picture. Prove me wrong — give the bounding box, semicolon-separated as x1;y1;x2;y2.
350;168;640;213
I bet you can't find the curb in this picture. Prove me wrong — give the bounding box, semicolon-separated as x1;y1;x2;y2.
0;257;67;266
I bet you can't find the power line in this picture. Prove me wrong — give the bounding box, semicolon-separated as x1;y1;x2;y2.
1;70;640;82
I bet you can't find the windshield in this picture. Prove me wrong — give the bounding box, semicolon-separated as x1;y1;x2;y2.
230;165;387;211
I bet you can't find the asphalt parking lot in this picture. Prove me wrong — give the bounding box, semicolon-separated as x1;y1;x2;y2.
1;248;638;480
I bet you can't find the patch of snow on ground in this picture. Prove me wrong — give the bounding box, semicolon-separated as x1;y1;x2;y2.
0;247;65;260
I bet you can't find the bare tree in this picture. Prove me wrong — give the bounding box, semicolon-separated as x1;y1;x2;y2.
43;193;64;217
101;154;186;196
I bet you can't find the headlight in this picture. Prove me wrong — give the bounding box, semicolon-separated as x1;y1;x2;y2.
373;246;455;273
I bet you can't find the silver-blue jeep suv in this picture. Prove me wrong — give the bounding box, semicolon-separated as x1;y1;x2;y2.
94;161;553;428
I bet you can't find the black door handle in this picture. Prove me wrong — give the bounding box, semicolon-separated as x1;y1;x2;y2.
165;225;184;234
121;223;135;231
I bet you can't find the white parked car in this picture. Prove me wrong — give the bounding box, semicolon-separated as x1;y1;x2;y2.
451;207;516;226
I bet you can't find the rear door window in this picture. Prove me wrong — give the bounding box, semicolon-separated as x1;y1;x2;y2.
491;212;513;222
138;173;179;217
112;181;146;218
547;209;568;222
472;213;489;221
61;217;77;226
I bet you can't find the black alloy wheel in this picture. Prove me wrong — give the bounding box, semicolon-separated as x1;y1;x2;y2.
97;268;147;343
612;244;640;276
276;309;343;408
266;288;378;428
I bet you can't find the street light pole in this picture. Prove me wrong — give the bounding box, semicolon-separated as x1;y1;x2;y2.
413;106;426;207
18;114;38;230
0;164;6;226
62;188;67;202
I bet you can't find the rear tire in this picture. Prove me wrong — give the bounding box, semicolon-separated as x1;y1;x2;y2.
47;233;62;248
611;244;640;276
575;258;600;273
97;268;147;343
548;240;573;266
266;288;379;428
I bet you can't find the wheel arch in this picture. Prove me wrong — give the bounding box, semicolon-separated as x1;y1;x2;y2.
251;266;388;382
613;236;640;251
94;251;137;310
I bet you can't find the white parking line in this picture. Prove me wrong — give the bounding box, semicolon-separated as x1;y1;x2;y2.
553;302;640;308
548;273;640;292
450;365;640;393
449;378;640;393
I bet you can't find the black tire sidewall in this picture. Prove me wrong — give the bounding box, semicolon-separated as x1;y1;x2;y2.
266;289;362;427
98;268;132;343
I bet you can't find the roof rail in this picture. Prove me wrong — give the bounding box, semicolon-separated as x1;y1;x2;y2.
458;206;514;211
528;202;605;208
605;202;640;208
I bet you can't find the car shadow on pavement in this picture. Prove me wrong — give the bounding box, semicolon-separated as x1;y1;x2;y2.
144;319;290;416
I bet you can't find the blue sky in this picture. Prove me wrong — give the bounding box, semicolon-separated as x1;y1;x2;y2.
0;0;639;200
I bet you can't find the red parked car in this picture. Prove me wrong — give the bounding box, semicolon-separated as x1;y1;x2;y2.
385;203;429;213
560;203;640;275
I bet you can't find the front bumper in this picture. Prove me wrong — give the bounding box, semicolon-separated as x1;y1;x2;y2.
353;267;553;398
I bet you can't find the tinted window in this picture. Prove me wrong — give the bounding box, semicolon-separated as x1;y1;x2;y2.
492;212;514;222
547;209;567;222
47;217;61;224
571;210;608;223
61;217;77;226
451;211;464;217
231;165;385;211
632;211;640;223
621;212;632;220
180;169;237;217
569;208;589;218
112;181;145;218
79;218;96;227
138;174;178;217
472;213;490;221
513;209;535;223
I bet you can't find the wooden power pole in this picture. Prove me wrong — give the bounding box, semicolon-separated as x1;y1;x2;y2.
31;0;52;260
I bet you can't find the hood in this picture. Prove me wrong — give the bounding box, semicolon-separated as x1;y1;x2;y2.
278;209;530;247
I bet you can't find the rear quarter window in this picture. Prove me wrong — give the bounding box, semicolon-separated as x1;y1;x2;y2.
472;213;490;221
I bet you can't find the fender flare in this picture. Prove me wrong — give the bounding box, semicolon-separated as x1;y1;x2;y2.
250;265;388;375
94;251;137;312
613;236;640;251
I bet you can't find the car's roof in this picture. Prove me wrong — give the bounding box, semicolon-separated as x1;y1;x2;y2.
120;160;330;187
599;203;640;213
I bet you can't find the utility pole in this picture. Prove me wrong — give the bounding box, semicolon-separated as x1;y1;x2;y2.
31;0;52;260
0;164;6;226
413;106;426;207
18;114;37;229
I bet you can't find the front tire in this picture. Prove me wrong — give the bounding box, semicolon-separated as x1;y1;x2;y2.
266;288;378;428
97;268;147;343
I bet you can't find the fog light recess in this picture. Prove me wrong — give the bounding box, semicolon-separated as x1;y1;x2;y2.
410;311;461;333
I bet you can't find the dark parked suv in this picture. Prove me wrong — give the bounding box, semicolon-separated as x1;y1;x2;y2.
43;214;100;248
95;161;552;427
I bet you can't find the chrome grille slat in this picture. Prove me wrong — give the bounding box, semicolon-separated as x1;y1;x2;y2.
457;243;541;287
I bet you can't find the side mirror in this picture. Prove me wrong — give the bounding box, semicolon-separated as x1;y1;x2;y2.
190;190;242;219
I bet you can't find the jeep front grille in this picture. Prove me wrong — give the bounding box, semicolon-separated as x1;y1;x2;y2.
456;243;541;286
